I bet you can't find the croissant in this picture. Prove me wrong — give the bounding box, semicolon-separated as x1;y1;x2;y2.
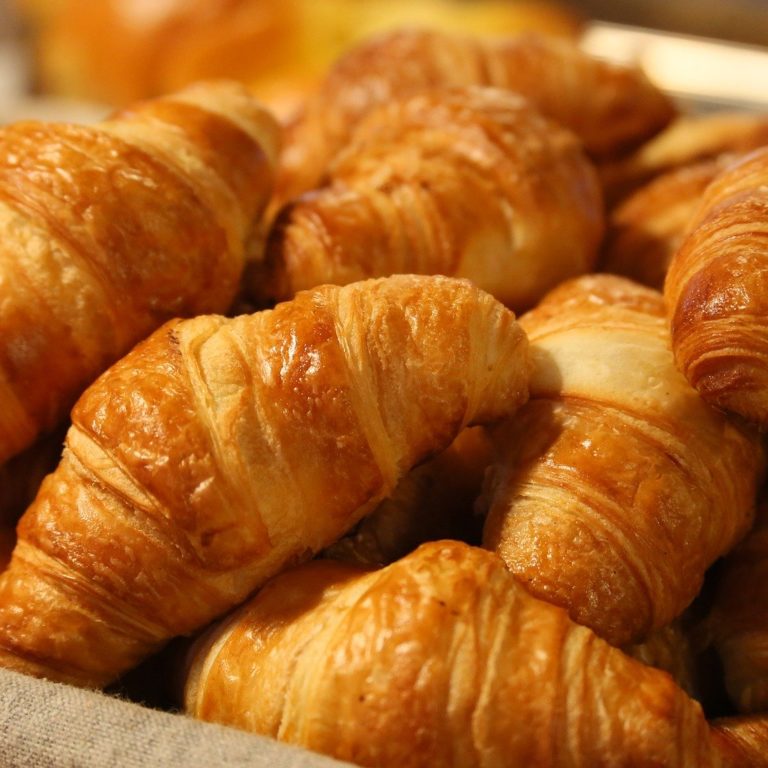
256;86;603;310
0;79;279;468
599;111;768;206
708;500;768;713
481;274;764;647
183;539;715;767
279;27;675;202
711;715;768;768
323;426;492;567
665;147;768;426
0;274;529;688
600;156;733;290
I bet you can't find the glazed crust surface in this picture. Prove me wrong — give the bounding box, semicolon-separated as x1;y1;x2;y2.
0;274;528;687
279;28;674;201
0;80;279;465
665;147;768;425
262;86;603;310
184;540;716;768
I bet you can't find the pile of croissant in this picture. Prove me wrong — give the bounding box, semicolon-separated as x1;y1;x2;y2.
3;23;768;768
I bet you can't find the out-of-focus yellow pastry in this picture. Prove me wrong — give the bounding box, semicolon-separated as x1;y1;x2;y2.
15;0;582;117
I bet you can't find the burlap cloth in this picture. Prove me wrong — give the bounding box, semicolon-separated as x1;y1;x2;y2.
0;668;354;767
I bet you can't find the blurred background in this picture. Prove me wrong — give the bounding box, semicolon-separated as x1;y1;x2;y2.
0;0;766;123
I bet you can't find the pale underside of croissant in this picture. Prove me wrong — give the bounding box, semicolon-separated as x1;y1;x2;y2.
256;86;603;312
184;540;715;768
665;146;768;426
0;275;529;688
279;28;675;202
0;79;280;467
481;274;764;647
708;501;768;714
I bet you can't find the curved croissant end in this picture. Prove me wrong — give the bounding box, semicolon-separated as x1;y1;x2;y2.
0;79;280;466
711;715;768;768
258;86;603;311
708;501;768;714
279;28;674;202
665;146;768;427
0;274;529;688
184;540;715;768
482;274;763;647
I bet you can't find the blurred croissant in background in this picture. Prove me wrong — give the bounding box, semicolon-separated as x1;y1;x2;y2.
599;112;768;290
707;500;768;715
323;427;493;567
277;26;675;203
13;0;583;116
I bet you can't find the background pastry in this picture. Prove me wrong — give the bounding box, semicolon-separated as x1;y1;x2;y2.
256;85;603;311
279;27;675;203
13;0;582;117
600;156;737;290
323;426;492;567
600;112;768;206
707;500;768;714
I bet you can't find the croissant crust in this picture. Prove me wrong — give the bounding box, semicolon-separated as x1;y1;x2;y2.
482;274;764;646
0;274;528;687
279;28;674;201
0;80;279;465
665;146;768;425
259;86;603;310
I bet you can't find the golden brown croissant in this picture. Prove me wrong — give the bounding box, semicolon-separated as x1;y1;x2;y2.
279;27;675;202
711;715;768;768
600;156;732;290
0;80;279;468
481;274;764;647
708;501;768;714
600;112;768;206
257;86;603;310
0;274;529;688
184;539;716;768
665;147;768;426
323;426;492;567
